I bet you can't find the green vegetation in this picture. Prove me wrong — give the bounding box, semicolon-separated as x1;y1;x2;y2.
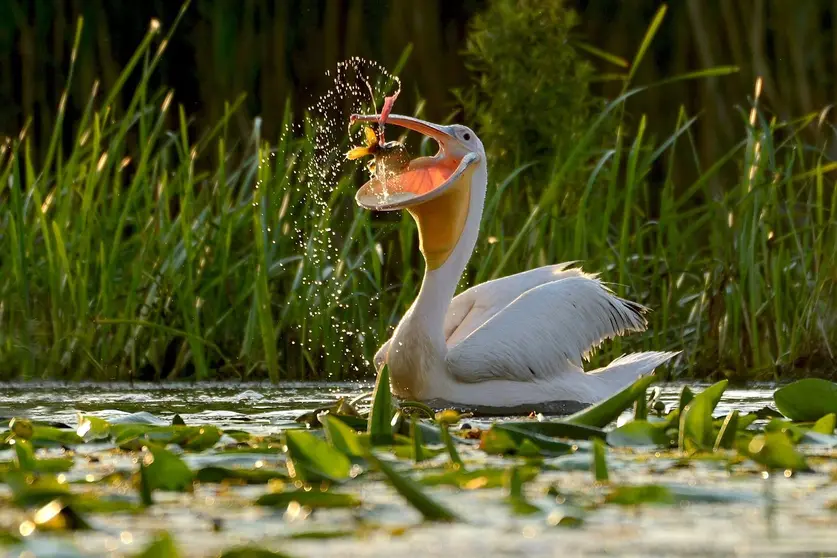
0;3;834;381
3;376;837;555
457;0;610;189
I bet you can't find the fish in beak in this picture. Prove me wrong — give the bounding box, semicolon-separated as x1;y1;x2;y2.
348;114;481;270
349;114;479;212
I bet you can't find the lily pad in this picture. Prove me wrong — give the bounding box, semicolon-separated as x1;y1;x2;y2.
76;415;110;442
485;424;574;456
196;466;288;485
6;473;73;508
141;444;195;492
606;484;674;506
774;379;837;422
744;432;810;471
494;421;605;441
419;466;538;489
256;490;360;509
812;413;836;435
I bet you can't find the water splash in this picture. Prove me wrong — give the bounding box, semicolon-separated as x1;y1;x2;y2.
283;58;403;377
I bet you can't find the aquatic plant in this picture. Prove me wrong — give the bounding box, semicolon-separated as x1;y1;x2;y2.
456;0;612;193
1;376;836;554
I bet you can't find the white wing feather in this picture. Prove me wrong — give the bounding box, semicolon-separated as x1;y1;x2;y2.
443;262;585;347
446;275;647;383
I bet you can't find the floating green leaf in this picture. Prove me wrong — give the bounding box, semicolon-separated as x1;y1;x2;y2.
564;374;658;428
367;453;459;522
765;419;806;443
141;444;195;492
135;532;180;558
745;432;810;471
285;430;352;483
812;413;836;435
180;426;222;451
494;421;605;441
774;379;837;422
7;472;72;508
486;424;574;456
112;412;170;426
607;420;672;448
606;484;674;506
322;415;365;458
196;466;288;485
76;415;110;442
665;483;761;504
420;466;538;489
256;490;360;509
29;425;84;448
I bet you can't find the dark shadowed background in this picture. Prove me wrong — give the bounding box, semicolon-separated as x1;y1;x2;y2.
3;0;836;165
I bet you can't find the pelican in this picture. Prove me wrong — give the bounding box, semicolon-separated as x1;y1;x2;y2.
351;113;678;408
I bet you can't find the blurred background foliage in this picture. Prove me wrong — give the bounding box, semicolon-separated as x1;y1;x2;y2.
3;0;837;171
0;0;835;382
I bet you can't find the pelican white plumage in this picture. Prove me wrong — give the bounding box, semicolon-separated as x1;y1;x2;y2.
351;113;678;408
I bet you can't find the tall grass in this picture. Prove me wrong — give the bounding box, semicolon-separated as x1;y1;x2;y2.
6;0;837;183
0;8;834;382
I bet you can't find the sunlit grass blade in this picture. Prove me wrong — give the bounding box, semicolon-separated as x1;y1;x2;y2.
368;365;394;445
626;4;667;86
564;375;658;428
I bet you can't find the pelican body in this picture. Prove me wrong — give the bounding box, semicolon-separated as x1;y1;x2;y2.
352;114;677;408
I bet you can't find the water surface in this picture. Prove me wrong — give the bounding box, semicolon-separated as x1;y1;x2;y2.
2;381;835;558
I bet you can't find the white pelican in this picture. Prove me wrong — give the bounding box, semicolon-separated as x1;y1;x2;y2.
350;113;678;408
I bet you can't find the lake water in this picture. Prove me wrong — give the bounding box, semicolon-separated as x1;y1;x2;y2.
0;381;778;429
2;381;837;558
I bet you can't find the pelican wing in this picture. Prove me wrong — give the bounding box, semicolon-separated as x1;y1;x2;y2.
446;276;647;383
443;262;585;347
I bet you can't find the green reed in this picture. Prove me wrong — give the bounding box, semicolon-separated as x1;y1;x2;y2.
0;8;834;382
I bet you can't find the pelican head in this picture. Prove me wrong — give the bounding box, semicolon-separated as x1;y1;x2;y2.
351;114;486;270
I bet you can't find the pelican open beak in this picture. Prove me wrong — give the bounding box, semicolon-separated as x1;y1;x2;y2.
351;114;479;212
350;114;480;270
